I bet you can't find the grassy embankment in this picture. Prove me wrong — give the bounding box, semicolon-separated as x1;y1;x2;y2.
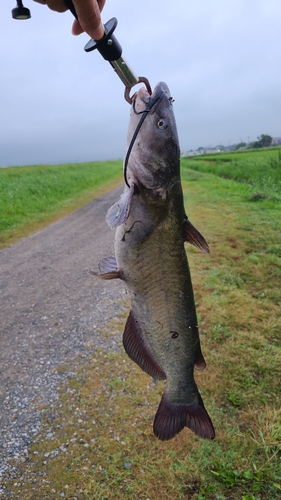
3;154;281;499
0;161;123;248
183;148;281;202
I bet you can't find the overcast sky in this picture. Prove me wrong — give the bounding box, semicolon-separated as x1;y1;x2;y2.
1;0;281;166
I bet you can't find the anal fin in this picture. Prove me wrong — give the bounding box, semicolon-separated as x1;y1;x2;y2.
123;310;166;381
183;217;210;254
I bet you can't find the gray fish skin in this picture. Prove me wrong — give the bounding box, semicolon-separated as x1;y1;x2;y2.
102;82;214;441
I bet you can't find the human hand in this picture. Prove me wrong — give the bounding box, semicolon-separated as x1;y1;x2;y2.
33;0;106;40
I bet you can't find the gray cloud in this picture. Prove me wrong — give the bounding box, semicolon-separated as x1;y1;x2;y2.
1;0;281;166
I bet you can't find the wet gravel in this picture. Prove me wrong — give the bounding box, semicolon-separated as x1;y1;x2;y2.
0;186;126;494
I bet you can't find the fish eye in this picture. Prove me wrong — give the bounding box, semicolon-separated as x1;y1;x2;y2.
157;118;168;130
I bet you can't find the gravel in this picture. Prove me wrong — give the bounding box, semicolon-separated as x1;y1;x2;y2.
0;186;126;493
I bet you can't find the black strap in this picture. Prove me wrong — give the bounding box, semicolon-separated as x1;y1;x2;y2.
124;93;161;187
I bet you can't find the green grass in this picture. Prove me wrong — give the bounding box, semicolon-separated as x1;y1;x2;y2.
182;149;281;202
0;161;123;247
187;147;281;162
3;161;281;499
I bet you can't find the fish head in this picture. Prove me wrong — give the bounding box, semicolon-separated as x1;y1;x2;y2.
125;82;180;191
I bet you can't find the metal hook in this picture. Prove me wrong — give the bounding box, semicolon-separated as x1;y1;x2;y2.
124;77;152;104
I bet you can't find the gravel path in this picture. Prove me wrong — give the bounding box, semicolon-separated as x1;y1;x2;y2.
0;186;126;489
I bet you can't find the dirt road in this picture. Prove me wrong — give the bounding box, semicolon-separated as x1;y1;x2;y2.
0;186;125;484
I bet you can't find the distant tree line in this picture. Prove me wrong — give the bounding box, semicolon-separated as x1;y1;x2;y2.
234;142;247;150
192;134;276;155
252;134;272;148
236;134;273;149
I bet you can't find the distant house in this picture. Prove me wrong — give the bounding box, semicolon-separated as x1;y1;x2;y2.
224;144;238;151
204;147;223;154
181;150;201;157
271;137;281;145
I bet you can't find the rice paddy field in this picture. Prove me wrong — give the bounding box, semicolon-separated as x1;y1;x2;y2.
1;151;280;499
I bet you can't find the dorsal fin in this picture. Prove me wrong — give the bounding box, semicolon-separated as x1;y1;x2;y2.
183;217;210;254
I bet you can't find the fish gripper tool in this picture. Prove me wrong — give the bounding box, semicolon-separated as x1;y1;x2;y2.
64;0;152;103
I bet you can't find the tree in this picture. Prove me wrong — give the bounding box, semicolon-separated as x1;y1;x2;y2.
253;134;272;148
235;142;247;150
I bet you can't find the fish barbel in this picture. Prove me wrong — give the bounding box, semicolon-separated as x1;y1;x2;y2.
95;82;215;441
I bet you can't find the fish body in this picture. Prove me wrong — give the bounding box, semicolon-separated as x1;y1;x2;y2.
98;82;214;441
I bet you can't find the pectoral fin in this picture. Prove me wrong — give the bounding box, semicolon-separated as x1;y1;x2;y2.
90;256;121;280
106;183;135;229
183;217;210;254
123;310;166;381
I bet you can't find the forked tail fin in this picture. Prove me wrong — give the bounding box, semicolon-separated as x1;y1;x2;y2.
153;391;215;441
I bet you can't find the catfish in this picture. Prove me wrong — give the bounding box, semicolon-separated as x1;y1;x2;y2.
95;82;215;441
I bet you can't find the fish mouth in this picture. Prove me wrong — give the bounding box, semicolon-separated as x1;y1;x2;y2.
150;81;171;102
132;81;172;114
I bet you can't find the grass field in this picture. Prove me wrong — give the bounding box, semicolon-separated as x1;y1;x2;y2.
3;155;281;499
187;147;281;162
182;148;281;202
0;161;123;248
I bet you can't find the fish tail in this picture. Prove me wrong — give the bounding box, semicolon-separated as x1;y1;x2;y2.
153;391;215;441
